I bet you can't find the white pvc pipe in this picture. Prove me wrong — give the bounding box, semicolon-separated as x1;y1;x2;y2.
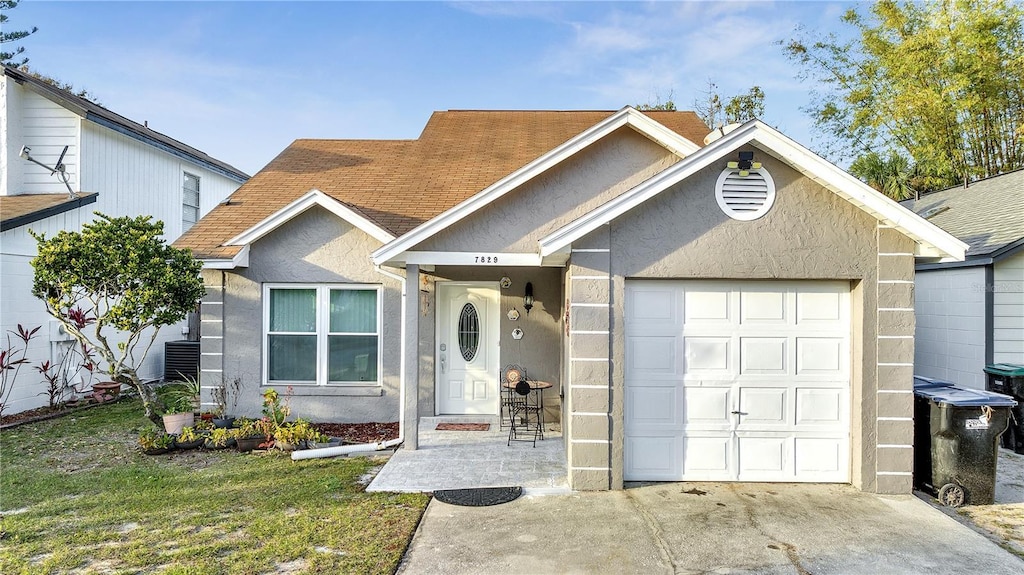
291;437;402;461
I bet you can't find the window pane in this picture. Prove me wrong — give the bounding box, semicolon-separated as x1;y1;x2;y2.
458;303;479;361
329;289;376;333
268;334;316;381
270;289;316;332
184;173;200;192
184;189;200;208
328;335;378;382
183;205;199;224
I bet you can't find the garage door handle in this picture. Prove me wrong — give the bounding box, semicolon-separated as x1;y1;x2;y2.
731;411;747;415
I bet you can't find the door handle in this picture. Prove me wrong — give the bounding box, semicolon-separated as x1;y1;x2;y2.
440;353;446;374
731;411;747;415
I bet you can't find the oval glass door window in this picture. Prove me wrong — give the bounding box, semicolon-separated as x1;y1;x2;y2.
458;303;480;361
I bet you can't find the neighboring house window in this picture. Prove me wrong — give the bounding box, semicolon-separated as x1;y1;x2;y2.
264;285;380;386
182;173;200;231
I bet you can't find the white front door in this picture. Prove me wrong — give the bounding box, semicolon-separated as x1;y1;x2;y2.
624;280;851;483
436;282;500;415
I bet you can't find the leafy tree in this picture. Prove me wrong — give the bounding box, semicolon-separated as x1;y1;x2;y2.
782;0;1024;191
693;80;766;129
849;151;918;200
31;214;206;425
1;1;37;67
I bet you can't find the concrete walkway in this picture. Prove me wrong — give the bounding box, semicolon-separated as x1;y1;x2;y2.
366;416;568;493
398;482;1024;575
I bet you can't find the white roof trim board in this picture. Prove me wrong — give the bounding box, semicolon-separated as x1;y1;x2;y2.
225;188;395;249
538;120;968;262
202;244;250;269
371;107;701;265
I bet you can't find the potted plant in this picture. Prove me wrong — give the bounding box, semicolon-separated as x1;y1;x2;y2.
274;419;315;452
162;396;195;435
235;418;271;452
91;380;122;403
211;378;240;428
204;427;235;450
174;426;204;450
139;427;174;455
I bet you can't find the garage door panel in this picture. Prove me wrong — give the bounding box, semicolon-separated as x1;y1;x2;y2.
626;435;682;480
795;437;846;477
682;386;731;427
737;387;788;427
796;337;846;375
740;337;788;374
627;286;680;326
684;337;731;372
737;436;787;476
740;289;787;324
626;385;680;431
626;335;678;376
682;436;731;477
795;388;845;427
684;289;730;322
796;288;846;324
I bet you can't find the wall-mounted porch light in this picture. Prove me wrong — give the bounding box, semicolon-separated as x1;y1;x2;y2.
523;282;534;315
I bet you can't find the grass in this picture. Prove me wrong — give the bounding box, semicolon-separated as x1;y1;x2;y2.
0;399;429;574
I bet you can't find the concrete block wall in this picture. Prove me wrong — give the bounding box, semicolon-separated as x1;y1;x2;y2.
199;269;225;411
913;267;987;389
875;226;916;494
566;226;613;490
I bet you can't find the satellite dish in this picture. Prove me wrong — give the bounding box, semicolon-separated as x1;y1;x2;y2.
19;145;75;198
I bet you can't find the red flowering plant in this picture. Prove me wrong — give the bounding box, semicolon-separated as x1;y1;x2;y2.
0;325;40;419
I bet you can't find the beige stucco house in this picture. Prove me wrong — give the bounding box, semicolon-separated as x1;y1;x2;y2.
175;108;966;493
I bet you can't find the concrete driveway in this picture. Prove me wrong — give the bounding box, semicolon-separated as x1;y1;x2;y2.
398;483;1023;574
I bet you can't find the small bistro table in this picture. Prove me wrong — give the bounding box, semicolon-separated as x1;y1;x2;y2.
502;380;552;441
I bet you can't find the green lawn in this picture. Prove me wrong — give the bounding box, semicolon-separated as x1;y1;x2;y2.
0;399;428;574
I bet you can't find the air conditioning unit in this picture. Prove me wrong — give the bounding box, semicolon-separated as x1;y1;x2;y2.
164;340;200;381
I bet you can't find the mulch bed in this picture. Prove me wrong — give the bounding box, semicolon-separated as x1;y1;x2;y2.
313;422;399;444
435;423;490;431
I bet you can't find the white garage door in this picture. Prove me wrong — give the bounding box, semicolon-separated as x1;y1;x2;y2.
624;281;850;483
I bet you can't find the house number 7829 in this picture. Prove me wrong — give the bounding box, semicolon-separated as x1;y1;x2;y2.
474;255;499;264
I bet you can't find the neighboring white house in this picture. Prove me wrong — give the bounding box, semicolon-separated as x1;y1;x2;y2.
1;66;248;415
903;171;1024;389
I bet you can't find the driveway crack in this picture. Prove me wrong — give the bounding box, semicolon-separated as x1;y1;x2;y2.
728;485;812;575
624;490;679;574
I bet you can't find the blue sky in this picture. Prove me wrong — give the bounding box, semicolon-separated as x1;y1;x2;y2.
11;1;858;175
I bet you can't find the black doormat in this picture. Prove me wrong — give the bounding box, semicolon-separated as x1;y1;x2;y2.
433;486;523;506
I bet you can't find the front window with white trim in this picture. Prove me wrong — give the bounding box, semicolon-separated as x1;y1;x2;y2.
264;285;380;385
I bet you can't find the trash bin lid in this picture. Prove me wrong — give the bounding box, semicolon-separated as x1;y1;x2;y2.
914;375;955;390
913;385;1018;407
984;363;1024;377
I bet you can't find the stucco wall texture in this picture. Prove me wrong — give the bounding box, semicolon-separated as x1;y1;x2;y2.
201;207;402;422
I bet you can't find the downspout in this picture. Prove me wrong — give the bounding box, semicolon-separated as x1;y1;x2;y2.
293;263;407;460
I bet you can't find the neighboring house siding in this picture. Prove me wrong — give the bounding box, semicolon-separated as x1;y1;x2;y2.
1;78;244;414
994;250;1024;365
210;207;402;422
80;123;238;239
15;87;80;195
913;267;987;389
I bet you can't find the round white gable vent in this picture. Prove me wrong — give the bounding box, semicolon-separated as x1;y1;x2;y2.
715;168;776;221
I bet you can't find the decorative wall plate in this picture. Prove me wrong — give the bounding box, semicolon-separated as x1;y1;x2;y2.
500;276;512;289
511;327;524;340
507;308;520;321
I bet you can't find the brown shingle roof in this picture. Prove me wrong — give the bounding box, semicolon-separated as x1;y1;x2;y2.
1;192;98;232
175;110;708;259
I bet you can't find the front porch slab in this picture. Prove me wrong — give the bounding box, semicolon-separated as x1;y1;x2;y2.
366;416;569;494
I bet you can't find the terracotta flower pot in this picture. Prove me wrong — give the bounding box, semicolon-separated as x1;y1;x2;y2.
162;412;195;435
91;382;122;403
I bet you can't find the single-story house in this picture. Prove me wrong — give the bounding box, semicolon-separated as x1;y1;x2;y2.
175;108;966;493
902;172;1024;389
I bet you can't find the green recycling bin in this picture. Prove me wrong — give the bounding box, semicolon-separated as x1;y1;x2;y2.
913;377;1017;507
984;363;1024;454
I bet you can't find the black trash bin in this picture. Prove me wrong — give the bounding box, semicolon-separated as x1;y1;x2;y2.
913;377;1017;507
984;363;1024;454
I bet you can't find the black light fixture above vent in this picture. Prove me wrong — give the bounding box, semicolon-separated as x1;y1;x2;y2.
727;151;762;177
523;282;534;315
